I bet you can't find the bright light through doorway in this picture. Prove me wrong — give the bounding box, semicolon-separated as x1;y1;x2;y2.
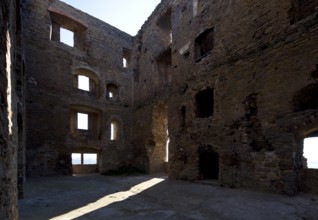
304;137;318;169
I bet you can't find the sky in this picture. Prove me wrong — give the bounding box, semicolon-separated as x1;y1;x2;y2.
60;0;161;36
304;137;318;169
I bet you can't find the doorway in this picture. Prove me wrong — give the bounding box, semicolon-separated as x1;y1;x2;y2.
198;145;219;179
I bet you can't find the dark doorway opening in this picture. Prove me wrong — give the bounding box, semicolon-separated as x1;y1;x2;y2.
198;146;219;179
195;88;214;118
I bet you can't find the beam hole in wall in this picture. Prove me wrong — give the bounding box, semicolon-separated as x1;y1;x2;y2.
195;88;214;118
198;145;219;179
60;27;74;47
304;132;318;169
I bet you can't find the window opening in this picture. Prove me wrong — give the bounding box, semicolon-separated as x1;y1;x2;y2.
195;88;214;118
72;153;81;165
83;153;97;165
195;28;214;61
123;58;128;68
78;75;90;91
110;120;118;140
304;137;318;169
165;129;170;162
106;83;119;100
123;48;131;68
60;27;74;47
77;113;88;130
109;91;113;98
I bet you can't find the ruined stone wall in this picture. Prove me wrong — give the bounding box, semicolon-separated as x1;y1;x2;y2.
23;0;134;176
131;0;318;194
0;0;23;218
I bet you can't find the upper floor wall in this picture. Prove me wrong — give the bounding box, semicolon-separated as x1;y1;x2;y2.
131;0;318;106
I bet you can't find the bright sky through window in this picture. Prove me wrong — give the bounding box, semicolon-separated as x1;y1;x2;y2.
71;153;81;165
77;113;88;130
78;75;89;91
60;28;74;47
123;58;127;67
59;0;161;36
304;137;318;169
83;153;97;165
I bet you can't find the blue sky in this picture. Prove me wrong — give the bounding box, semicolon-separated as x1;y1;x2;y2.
60;0;161;36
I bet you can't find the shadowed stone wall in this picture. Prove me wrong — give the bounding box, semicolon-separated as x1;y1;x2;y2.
130;0;318;194
23;0;134;176
0;0;23;219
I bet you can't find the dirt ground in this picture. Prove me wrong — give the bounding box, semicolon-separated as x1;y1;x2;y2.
19;174;318;220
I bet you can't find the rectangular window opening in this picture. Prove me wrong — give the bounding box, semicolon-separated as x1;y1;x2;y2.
77;113;88;130
195;28;214;61
110;121;118;140
72;153;81;165
195;88;214;118
83;153;97;165
78;75;90;91
60;27;74;47
304;137;318;169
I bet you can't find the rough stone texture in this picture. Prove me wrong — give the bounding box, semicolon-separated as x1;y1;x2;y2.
0;0;23;219
130;0;318;195
23;0;134;176
3;1;314;214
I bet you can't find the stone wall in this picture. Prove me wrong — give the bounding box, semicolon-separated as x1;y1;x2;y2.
23;0;134;176
20;0;318;195
131;0;318;194
0;0;23;219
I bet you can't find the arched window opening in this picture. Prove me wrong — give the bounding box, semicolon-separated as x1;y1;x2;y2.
73;68;99;96
106;83;119;100
304;133;318;169
123;48;131;68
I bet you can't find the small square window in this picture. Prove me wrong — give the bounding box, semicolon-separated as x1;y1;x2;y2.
60;27;74;47
77;113;88;130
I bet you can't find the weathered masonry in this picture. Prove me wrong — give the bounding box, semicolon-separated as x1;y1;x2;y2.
1;0;318;218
